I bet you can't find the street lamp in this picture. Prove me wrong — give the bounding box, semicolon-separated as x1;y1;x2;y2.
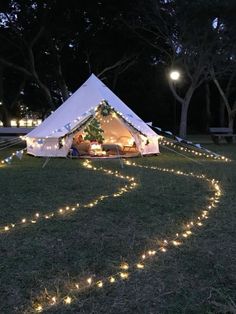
169;70;180;133
169;70;180;81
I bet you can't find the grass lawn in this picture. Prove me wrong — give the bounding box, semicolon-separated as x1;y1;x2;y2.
0;142;235;313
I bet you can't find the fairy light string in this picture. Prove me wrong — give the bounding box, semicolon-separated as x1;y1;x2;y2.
28;160;222;313
0;160;137;234
1;103;229;163
0;137;226;314
159;138;230;161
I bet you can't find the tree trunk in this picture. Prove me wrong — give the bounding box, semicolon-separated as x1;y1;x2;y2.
58;75;70;101
178;86;194;138
179;102;189;138
0;56;55;111
205;82;212;128
212;76;231;120
1;106;11;126
36;78;55;110
0;65;10;126
0;64;3;101
219;100;225;126
228;117;234;129
55;53;70;101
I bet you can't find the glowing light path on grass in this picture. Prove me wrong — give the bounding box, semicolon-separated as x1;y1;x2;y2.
28;160;222;313
0;161;137;234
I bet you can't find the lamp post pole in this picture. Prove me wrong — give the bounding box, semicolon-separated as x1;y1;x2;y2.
169;70;180;134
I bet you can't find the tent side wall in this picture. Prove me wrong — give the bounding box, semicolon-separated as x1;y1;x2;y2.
140;134;160;155
128;133;159;155
26;117;160;157
27;137;73;157
119;118;160;155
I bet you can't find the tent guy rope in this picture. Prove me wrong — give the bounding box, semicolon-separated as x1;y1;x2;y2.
0;136;21;146
146;122;230;162
160;143;203;165
0;138;23;151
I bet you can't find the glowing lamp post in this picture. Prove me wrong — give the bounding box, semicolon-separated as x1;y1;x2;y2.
169;70;180;81
169;70;180;133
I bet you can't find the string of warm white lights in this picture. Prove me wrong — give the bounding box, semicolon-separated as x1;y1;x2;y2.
27;160;222;313
19;97;229;163
95;110;115;124
0;160;137;234
25;100;145;142
159;138;229;161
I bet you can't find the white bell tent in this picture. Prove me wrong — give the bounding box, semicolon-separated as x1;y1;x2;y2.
26;74;160;157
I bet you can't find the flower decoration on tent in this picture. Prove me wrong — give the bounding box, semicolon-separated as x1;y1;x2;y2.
100;102;111;117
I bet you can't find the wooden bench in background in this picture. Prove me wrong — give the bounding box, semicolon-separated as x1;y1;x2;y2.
209;127;236;144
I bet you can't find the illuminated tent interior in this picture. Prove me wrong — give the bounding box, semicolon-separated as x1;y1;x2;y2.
26;74;160;158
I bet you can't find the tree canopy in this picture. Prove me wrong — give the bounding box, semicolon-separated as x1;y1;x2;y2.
0;0;236;135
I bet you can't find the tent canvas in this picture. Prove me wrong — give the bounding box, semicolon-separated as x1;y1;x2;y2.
26;74;160;157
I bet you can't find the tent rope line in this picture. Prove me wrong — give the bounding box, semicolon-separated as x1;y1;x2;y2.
0;136;22;146
0;138;23;151
160;143;203;165
159;137;229;161
147;123;230;161
17;160;222;313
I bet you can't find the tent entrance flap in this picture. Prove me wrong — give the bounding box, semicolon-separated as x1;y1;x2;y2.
71;112;140;157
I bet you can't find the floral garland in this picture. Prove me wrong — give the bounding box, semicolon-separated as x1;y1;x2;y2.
100;102;112;117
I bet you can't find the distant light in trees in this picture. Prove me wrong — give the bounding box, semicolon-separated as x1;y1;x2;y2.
169;70;180;81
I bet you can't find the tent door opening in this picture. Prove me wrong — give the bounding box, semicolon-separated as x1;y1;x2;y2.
70;112;141;157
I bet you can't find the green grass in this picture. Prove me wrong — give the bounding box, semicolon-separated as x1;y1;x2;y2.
0;142;235;314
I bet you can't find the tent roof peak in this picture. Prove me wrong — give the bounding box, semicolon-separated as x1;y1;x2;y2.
26;74;158;140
